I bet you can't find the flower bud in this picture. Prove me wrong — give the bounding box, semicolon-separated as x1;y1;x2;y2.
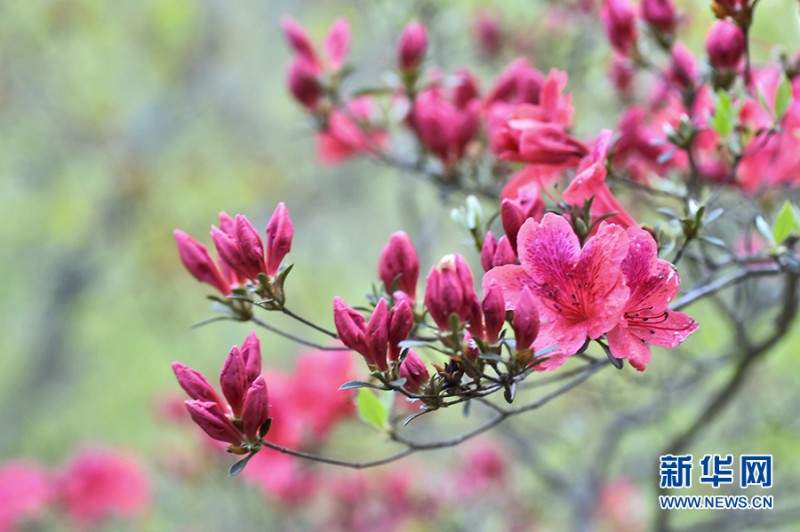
388;299;414;361
220;346;248;417
641;0;677;34
512;287;539;352
265;202;294;277
482;283;506;344
172;362;225;409
210;226;246;279
333;297;368;355
280;16;318;66
173;229;231;295
235;214;266;280
473;9;502;58
494;236;517;267
241;376;270;442
706;20;745;70
185;400;243;446
240;331;262;384
668;43;698;91
463;332;481;361
287;58;322;110
481;231;498;272
378;231;419;300
399;350;429;393
324;18;350;71
397;21;428;73
600;0;638;56
424;254;478;331
367;298;390;371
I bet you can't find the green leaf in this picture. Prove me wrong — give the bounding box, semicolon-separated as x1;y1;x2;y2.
756;84;774;118
775;75;792;119
772;200;800;243
229;452;256;476
711;90;736;137
755;215;777;246
357;388;388;430
339;380;381;391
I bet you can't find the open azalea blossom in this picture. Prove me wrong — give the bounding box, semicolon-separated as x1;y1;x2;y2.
484;213;630;369
606;228;698;370
484;213;697;370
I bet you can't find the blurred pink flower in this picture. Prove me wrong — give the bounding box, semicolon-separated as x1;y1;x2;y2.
57;449;150;526
318;98;386;164
0;461;52;530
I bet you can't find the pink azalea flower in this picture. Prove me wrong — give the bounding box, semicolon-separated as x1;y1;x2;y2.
563;129;638;229
57;449;150;526
318;97;386;164
0;461;52;530
483;213;629;369
606;228;698;370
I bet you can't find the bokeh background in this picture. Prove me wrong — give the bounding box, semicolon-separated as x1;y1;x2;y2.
2;0;799;529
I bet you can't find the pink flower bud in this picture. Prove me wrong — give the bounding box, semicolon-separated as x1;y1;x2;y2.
473;9;502;58
280;16;318;66
324;18;350;70
482;283;506;344
241;376;270;442
600;0;638;56
485;58;544;107
333;297;368;356
453;69;480;108
397;21;428;72
235;214;266;279
379;231;420;299
466;297;485;341
220;346;248;417
173;229;231;295
210;224;242;269
501;199;526;253
171;362;225;409
610;55;635;98
265;202;294;277
287;57;322;109
424;254;478;331
240;331;262;384
512;287;539;352
367;298;390;371
706;20;745;70
399;350;429;393
185;400;243;445
668;43;698;91
388;299;414;361
494;236;517;267
463;332;481;361
480;231;498;272
640;0;677;34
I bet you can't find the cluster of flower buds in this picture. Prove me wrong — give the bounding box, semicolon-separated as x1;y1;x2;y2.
282;16;350;111
172;332;271;455
424;254;480;333
333;297;414;373
174;203;294;305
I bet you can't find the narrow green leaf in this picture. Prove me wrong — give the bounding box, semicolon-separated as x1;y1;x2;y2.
756;83;774;118
755;216;777;246
773;200;797;243
775;75;792;119
711;90;735;137
339;380;381;391
229;452;256;476
357;388;387;430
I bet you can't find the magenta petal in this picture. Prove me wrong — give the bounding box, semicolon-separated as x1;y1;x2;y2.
576;222;630;338
517;213;580;278
481;264;534;311
607;324;652;371
324;18;350;69
628;309;698;348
